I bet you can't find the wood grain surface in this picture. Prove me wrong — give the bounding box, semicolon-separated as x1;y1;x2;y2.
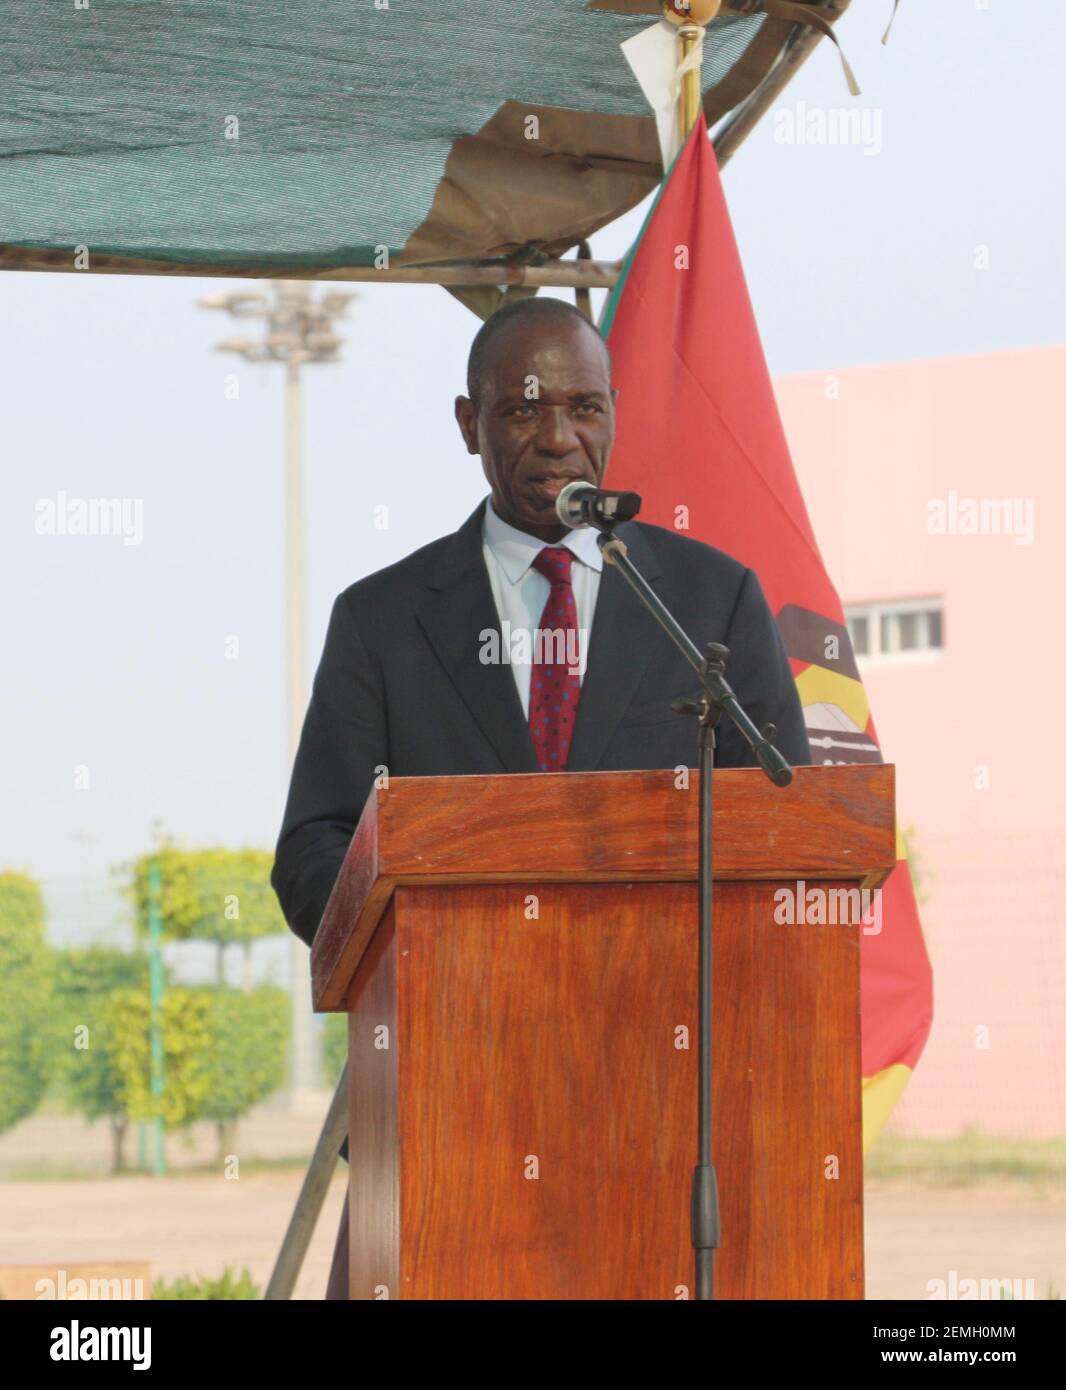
313;765;895;1010
342;879;864;1299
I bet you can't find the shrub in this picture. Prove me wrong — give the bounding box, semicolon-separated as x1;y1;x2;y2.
0;872;53;1132
152;1267;259;1300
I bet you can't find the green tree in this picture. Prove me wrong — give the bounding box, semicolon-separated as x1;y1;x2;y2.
0;872;53;1132
199;986;289;1161
52;946;152;1172
127;844;285;987
105;987;214;1131
116;844;291;1162
105;985;289;1162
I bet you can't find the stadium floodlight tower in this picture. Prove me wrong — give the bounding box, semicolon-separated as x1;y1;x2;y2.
199;281;355;1113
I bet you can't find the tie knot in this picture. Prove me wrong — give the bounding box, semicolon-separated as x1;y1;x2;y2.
532;546;573;586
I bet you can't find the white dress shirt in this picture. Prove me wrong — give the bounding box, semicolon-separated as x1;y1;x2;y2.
481;496;604;717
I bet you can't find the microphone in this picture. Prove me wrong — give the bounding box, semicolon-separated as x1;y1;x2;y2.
555;481;642;531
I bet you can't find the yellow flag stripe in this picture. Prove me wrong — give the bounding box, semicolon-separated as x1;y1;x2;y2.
794;662;870;731
862;1064;913;1153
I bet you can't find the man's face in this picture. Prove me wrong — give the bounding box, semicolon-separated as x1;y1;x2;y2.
454;318;617;540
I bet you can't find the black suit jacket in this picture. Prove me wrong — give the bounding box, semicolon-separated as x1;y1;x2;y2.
271;499;811;947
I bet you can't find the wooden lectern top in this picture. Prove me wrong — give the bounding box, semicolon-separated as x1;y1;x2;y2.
312;764;895;1011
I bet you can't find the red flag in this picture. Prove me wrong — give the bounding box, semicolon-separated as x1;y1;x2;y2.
601;115;933;1144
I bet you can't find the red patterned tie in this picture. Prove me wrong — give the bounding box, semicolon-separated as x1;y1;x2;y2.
528;547;582;772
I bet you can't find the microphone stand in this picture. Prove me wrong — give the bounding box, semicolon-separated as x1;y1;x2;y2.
594;524;793;1301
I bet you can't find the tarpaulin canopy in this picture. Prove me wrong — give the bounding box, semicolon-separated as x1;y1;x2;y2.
0;1;848;283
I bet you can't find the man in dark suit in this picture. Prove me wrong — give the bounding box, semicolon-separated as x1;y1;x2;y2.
271;296;810;1296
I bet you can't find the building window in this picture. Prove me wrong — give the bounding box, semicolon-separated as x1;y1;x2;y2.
845;599;944;663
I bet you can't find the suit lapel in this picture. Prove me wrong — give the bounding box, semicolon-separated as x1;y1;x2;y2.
415;501;540;773
567;521;662;771
416;505;664;776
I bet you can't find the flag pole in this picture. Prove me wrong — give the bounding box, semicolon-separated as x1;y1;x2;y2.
661;1;720;142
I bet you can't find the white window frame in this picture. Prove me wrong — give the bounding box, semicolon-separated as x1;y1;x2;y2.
844;597;944;668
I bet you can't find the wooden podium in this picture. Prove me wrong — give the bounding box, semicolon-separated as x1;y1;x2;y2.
311;764;895;1300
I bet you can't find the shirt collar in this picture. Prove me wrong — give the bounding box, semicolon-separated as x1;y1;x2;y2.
482;495;604;585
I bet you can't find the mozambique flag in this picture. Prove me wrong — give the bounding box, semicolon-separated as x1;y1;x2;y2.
600;115;933;1149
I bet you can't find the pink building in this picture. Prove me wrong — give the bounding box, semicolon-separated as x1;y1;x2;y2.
774;345;1066;1138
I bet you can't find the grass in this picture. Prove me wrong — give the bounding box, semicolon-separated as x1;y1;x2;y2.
866;1131;1066;1186
0;1154;317;1183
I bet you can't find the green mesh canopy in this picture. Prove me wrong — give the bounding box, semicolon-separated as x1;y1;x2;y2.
1;1;772;271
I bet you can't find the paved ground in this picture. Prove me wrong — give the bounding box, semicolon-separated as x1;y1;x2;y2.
2;1110;1062;1299
2;1170;1062;1300
864;1179;1064;1300
0;1171;348;1301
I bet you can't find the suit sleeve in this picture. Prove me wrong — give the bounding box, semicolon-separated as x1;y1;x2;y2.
271;591;388;948
714;567;811;771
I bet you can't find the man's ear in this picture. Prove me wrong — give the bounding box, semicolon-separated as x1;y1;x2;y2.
454;395;480;456
610;387;619;405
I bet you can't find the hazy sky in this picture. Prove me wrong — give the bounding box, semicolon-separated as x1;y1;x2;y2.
2;0;1062;911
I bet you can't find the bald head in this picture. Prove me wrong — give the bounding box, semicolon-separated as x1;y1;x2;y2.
466;297;612;403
